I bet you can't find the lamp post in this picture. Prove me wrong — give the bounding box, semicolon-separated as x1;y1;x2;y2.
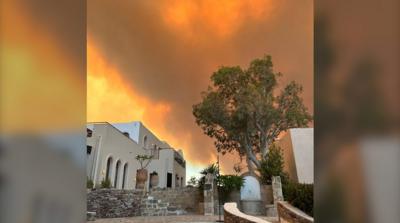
216;151;223;222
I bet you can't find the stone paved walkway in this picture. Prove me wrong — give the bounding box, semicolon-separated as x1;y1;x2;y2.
90;215;278;223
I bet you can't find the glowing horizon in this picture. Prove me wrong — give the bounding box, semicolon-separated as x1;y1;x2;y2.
87;0;313;180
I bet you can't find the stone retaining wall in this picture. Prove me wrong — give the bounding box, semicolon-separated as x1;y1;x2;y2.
87;189;142;218
224;203;271;223
277;201;313;223
87;187;202;218
148;187;202;213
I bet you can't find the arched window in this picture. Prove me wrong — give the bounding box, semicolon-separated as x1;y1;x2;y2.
122;163;128;189
114;160;121;188
106;156;113;181
143;135;148;149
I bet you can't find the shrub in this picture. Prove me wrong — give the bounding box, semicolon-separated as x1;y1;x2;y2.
217;175;244;202
101;178;112;188
259;144;289;185
283;182;313;217
87;178;94;189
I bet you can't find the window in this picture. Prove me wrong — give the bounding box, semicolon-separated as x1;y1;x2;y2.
87;146;92;155
143;135;148;149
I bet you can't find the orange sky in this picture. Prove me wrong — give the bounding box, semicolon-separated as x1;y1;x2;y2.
87;0;313;178
1;0;85;133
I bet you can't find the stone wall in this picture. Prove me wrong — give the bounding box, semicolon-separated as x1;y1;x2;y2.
87;189;142;218
224;203;271;223
277;201;313;223
148;187;202;213
87;187;202;218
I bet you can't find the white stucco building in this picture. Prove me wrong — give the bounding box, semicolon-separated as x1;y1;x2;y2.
276;128;313;184
86;121;186;189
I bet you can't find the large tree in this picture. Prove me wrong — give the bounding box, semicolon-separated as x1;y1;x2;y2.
193;55;312;174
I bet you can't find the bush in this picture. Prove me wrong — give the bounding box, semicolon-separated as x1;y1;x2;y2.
217;175;244;202
101;178;112;188
259;144;289;185
87;178;94;189
283;182;313;217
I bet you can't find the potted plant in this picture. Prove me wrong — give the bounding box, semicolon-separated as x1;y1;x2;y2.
135;154;153;189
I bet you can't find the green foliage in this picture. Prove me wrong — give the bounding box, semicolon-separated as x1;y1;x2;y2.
193;55;312;172
259;144;289;185
218;175;243;191
100;178;111;188
283;182;314;217
200;163;218;175
135;154;153;169
187;176;198;187
198;164;218;190
197;164;244;203
87;178;94;189
217;175;244;202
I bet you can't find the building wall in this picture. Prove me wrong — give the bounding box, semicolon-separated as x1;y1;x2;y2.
87;123;145;189
87;122;186;189
277;132;298;182
146;149;186;189
173;150;186;187
137;122;167;150
277;128;313;184
147;149;174;189
290;128;313;184
112;121;168;150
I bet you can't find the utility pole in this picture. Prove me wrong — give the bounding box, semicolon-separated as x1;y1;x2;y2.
216;152;223;222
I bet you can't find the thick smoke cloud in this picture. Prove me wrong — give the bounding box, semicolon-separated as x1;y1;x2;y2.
87;0;313;173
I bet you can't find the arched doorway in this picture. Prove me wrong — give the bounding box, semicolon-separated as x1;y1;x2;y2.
114;160;121;188
122;163;128;189
106;156;113;181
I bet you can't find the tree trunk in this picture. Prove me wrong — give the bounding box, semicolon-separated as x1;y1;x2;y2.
247;149;261;169
246;156;255;174
261;143;269;159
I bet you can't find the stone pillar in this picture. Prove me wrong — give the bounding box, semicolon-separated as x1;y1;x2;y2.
266;176;284;217
203;173;214;215
272;176;284;204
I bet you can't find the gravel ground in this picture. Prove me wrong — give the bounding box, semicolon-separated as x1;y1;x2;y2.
90;215;278;223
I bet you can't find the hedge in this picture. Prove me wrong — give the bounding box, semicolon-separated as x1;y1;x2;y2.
282;182;313;217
